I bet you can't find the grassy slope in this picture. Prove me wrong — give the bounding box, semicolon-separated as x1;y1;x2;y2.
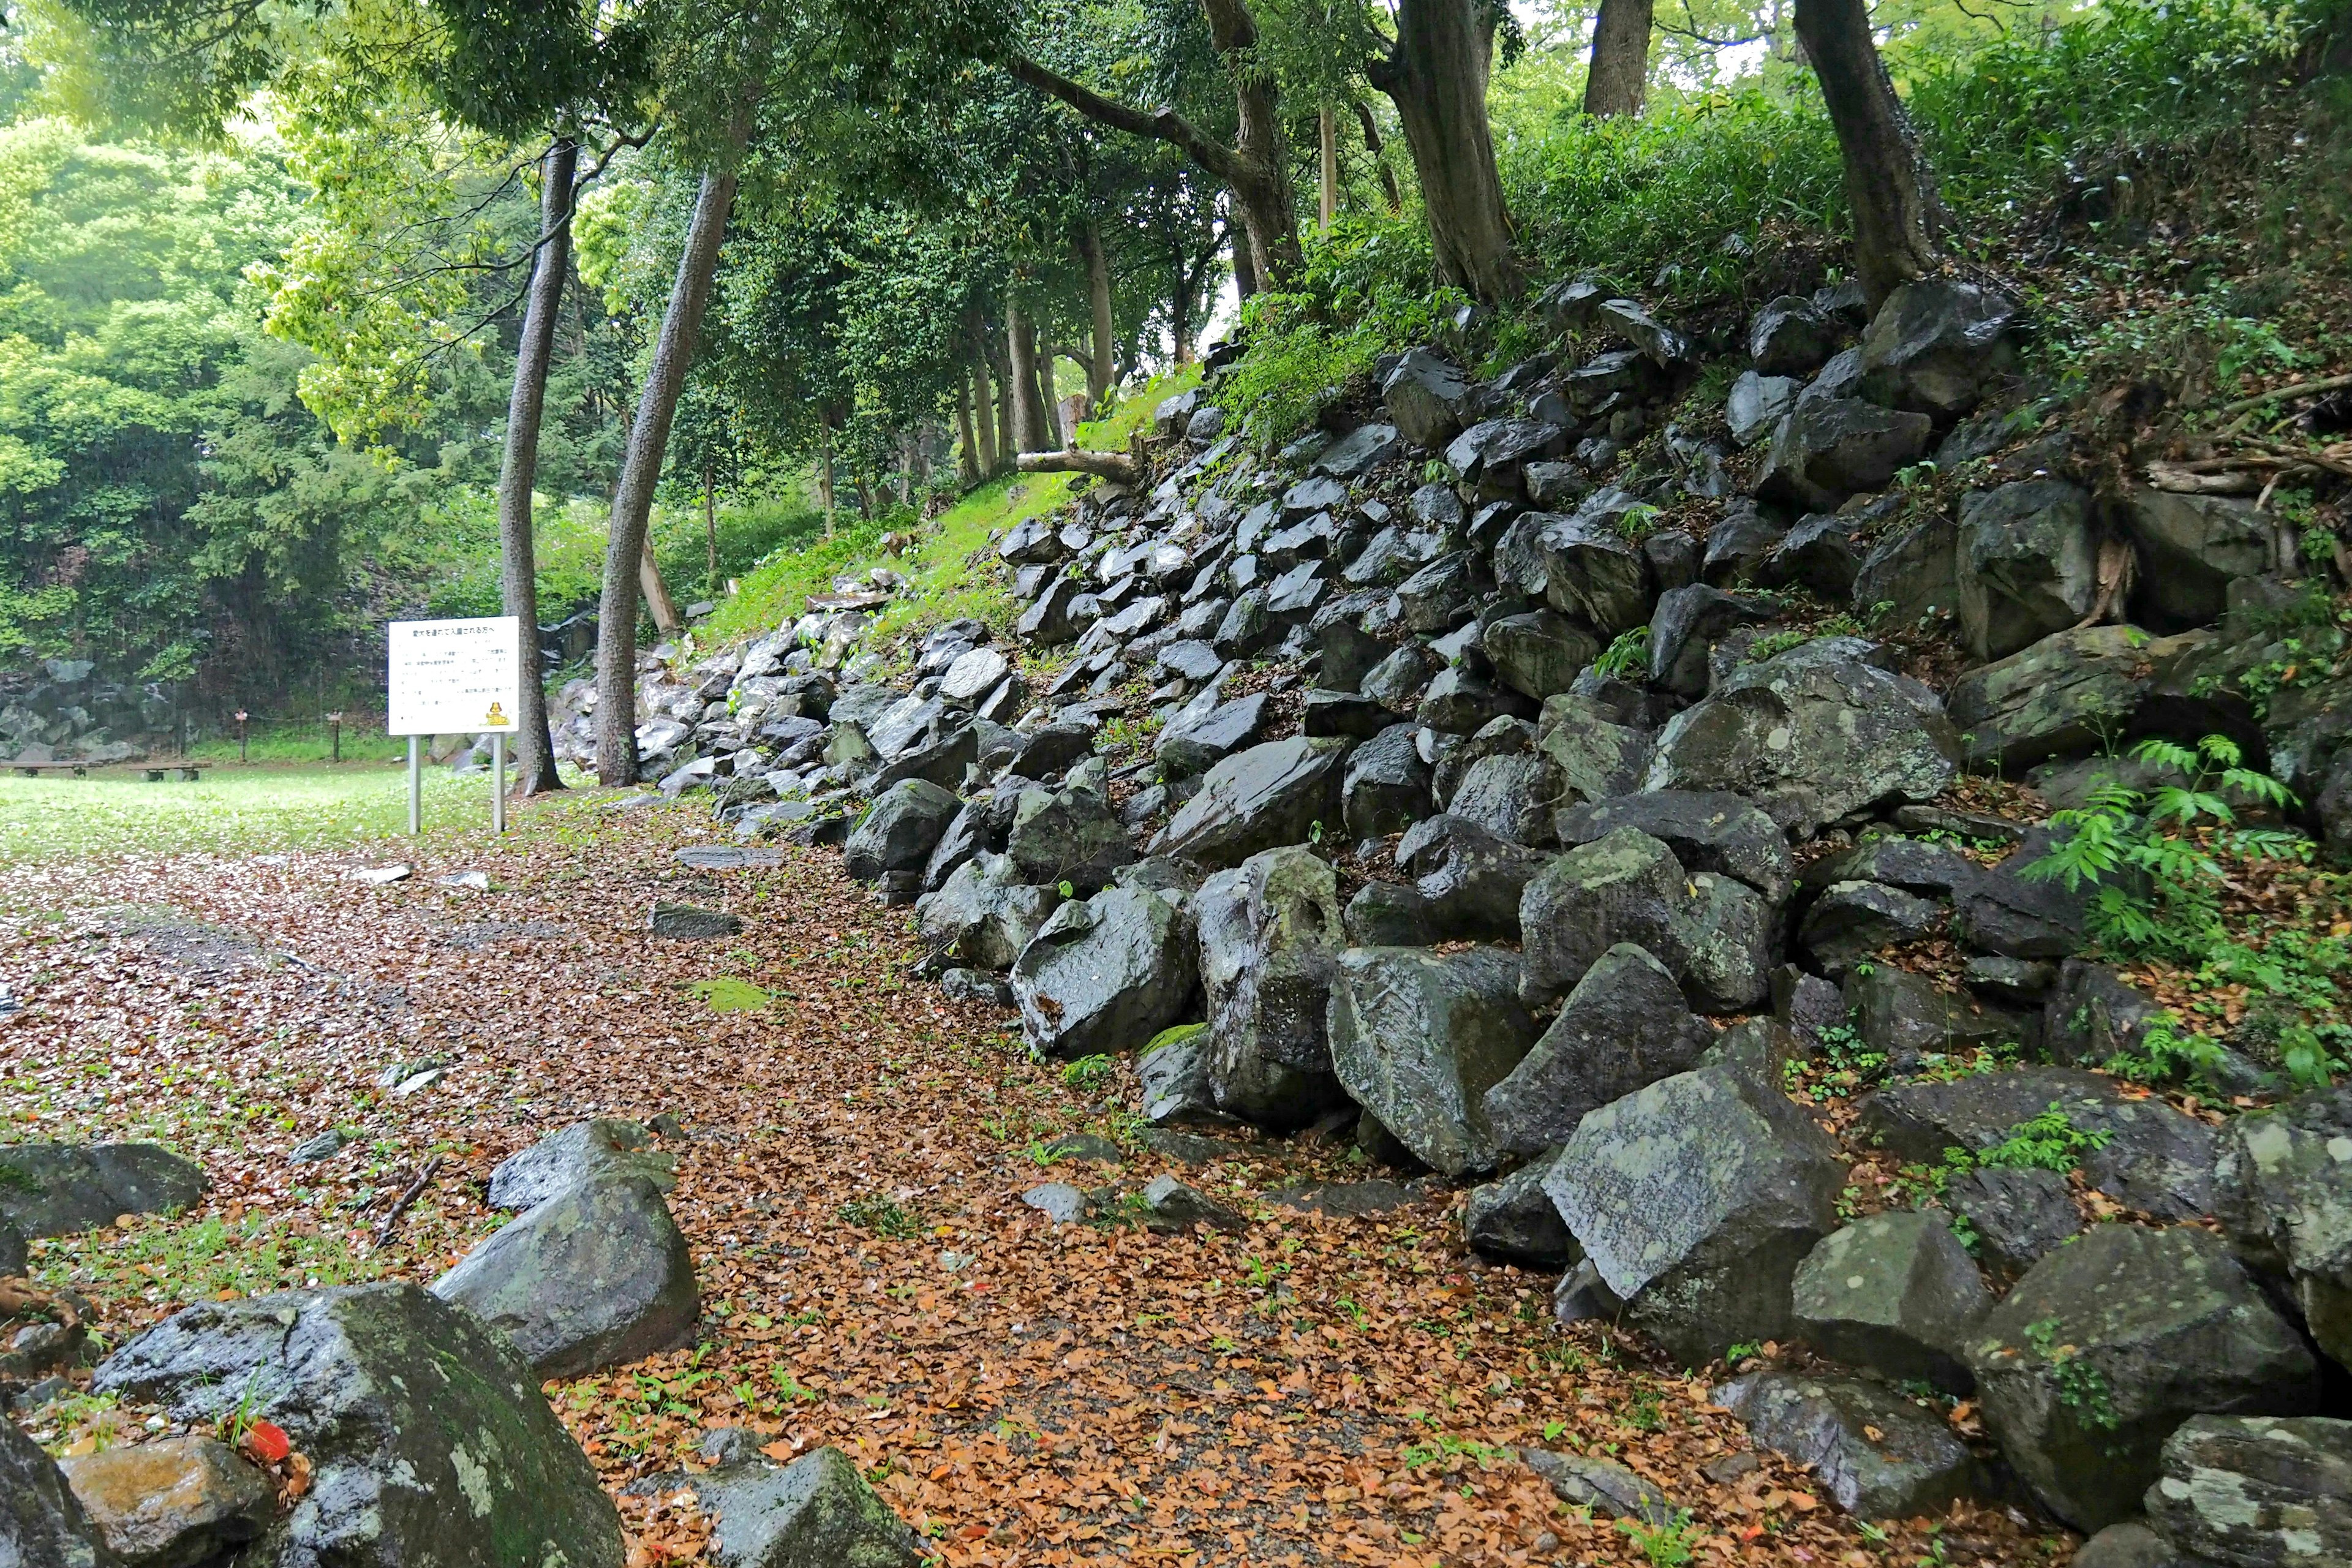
698;367;1201;666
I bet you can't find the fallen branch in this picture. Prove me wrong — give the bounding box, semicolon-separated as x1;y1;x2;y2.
2236;435;2352;482
1014;447;1142;485
2215;373;2352;420
372;1155;443;1246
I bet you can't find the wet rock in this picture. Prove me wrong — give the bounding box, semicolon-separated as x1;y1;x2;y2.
1482;944;1714;1156
1464;1156;1578;1270
1302;689;1393;740
1853;514;1960;630
1966;1226;2316;1532
650;902;743;940
1406;815;1550;940
60;1434;270;1568
1011;887;1197;1060
1727;371;1800;448
1798;881;1943;975
1596;298;1691;368
1359;644;1439;712
1702;503;1788;586
1340;723;1433;840
655;1443;923;1568
1197;848;1350;1130
2123;489;2277;628
1957;479;2099;661
0;1411;115;1568
1749;295;1844;378
2212;1084;2352;1372
2075;1520;2219;1568
1268;1179;1416;1218
1555;790;1792;904
434;1171;698;1379
487;1118;677;1210
0;1144;207;1238
1445;752;1556;846
1698;1016;1800;1087
1008;722;1096;781
1756;390;1932;511
1005;784;1134;894
1136;1023;1221;1126
1856;280;2016;420
1942;1165;2079;1276
1381;350;1473;449
1156;692;1274;780
916;852;1062;971
1315;422;1401;479
1518;827;1770;1012
1518;1449;1679;1526
1712;1372;1976;1519
94;1283;624;1568
1416;666;1531;736
842;780;962;883
1647;584;1773;698
1544;1066;1844;1365
1950;624;2214;772
1485;611;1599;701
1792;1211;1989;1391
1154;737;1349;869
1858;1065;2213;1221
2146;1415;2351;1568
1326;945;1537;1178
1139;1174;1248;1234
1533;692;1655;804
1645;637;1960;836
1953;827;2101;958
1762;513;1864;600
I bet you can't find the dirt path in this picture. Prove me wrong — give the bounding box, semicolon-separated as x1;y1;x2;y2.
0;796;2039;1566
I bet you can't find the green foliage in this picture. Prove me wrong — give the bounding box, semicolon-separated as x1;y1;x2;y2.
0;765;496;867
1745;613;1866;664
2024;1317;2120;1432
835;1195;921;1237
1958;1102;2115;1175
1593;625;1650;679
32;1208;377;1306
687;977;772;1014
1060;1054;1115;1093
2023;736;2304;960
1615;1510;1701;1567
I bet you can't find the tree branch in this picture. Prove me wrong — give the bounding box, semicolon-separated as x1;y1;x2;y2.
1006;55;1240;184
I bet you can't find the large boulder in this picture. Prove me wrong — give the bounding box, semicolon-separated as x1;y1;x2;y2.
1005;784;1134;892
2146;1415;2352;1568
432;1172;698;1379
1518;827;1770;1012
1543;1066;1845;1365
2;1410;116;1568
1645;637;1961;836
1445;752;1556;847
1481;944;1713;1156
1382;349;1473;448
59;1434;272;1568
1463;1155;1578;1270
1858;1066;2214;1222
2123;489;2276;628
1856;280;2016;418
93;1283;625;1568
1956;479;2098;662
1156;692;1273;779
915;852;1061;971
1153;736;1349;869
1844;964;2020;1072
1404;815;1551;940
1646;584;1772;697
1726;370;1800;448
841;780;961;883
1756;389;1932;511
1514;503;1656;636
1966;1225;2317;1532
1009;886;1197;1060
1196;848;1351;1129
650;1441;922;1568
1947;625;2212;770
486;1119;677;1209
1941;1164;2080;1278
1341;723;1433;840
1325;946;1537;1178
0;1143;207;1238
1749;295;1842;378
1853;514;1959;631
1534;692;1656;805
1555;790;1792;903
1485;611;1600;702
2212;1084;2352;1371
1792;1211;1989;1392
1714;1372;1976;1520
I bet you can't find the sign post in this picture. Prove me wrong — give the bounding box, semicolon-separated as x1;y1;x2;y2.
387;617;521;836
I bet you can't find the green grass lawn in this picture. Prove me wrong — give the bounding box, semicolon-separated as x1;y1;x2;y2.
0;764;524;864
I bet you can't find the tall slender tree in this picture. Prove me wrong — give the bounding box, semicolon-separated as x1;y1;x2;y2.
1583;0;1655;116
1794;0;1942;304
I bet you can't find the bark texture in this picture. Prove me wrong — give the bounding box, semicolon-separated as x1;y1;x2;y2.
1371;0;1524;302
1353;100;1404;215
1318;103;1338;226
1006;301;1050;454
1583;0;1655;116
955;366;981;486
1795;0;1942;306
1080;224;1116;413
594;165;737;785
496;137;575;796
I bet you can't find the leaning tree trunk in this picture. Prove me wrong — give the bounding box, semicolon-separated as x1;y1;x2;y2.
1352;100;1404;214
1795;0;1942;307
594;165;737;786
1373;0;1525;303
638;539;681;635
1583;0;1656;116
495;135;576;796
955;367;981;486
1080;222;1116;413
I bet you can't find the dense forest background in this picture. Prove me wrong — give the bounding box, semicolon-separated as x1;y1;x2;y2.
0;0;2343;726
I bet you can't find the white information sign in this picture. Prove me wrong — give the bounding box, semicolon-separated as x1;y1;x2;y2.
387;617;520;736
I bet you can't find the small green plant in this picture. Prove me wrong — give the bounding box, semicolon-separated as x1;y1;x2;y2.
1616;1509;1700;1567
1959;1102;2114;1175
687;976;771;1014
1622;1392;1665;1431
1060;1054;1115;1093
835;1196;921;1237
2024;736;2303;959
1613;502;1664;541
1745;611;1866;664
1594;625;1650;679
2025;1318;2120;1431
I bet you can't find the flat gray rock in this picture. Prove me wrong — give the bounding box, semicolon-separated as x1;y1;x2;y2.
1713;1371;1976;1519
0;1143;207;1238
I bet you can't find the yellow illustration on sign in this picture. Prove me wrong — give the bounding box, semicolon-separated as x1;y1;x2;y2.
484;701;507;727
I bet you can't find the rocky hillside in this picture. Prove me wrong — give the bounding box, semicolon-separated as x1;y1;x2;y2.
560;268;2352;1558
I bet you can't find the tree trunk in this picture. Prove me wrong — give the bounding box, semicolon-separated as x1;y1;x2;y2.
1318;102;1338;226
1583;0;1655;116
955;366;981;486
1038;345;1064;447
970;354;1000;476
594;163;734;785
1006;300;1050;453
818;421;837;535
703;464;718;593
494;135;576;796
1080;222;1115;412
1795;0;1942;307
1232;217;1259;301
1171;241;1195;363
1353;100;1404;214
1373;0;1524;303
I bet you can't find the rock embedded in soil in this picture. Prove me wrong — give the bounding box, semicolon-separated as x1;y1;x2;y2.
1463;1155;1578;1270
59;1434;271;1568
1517;1449;1679;1525
1138;1174;1247;1234
1712;1371;1977;1520
1940;1164;2079;1276
0;1142;207;1238
650;901;744;939
652;1442;925;1568
1791;1210;1989;1392
94;1282;625;1568
1009;886;1197;1061
432;1170;700;1380
487;1118;677;1210
1325;944;1537;1179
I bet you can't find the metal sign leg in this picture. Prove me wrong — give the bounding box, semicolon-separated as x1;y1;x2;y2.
407;736;422;835
491;734;507;835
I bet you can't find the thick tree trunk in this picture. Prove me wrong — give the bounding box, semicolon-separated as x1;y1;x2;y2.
1583;0;1655;116
1017;448;1141;483
970;354;1000;476
955;366;981;486
1318;103;1338;225
495;135;575;796
1353;100;1404;214
1006;301;1051;453
1232;219;1259;301
1795;0;1941;307
1080;223;1115;413
595;165;736;785
1373;0;1524;303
